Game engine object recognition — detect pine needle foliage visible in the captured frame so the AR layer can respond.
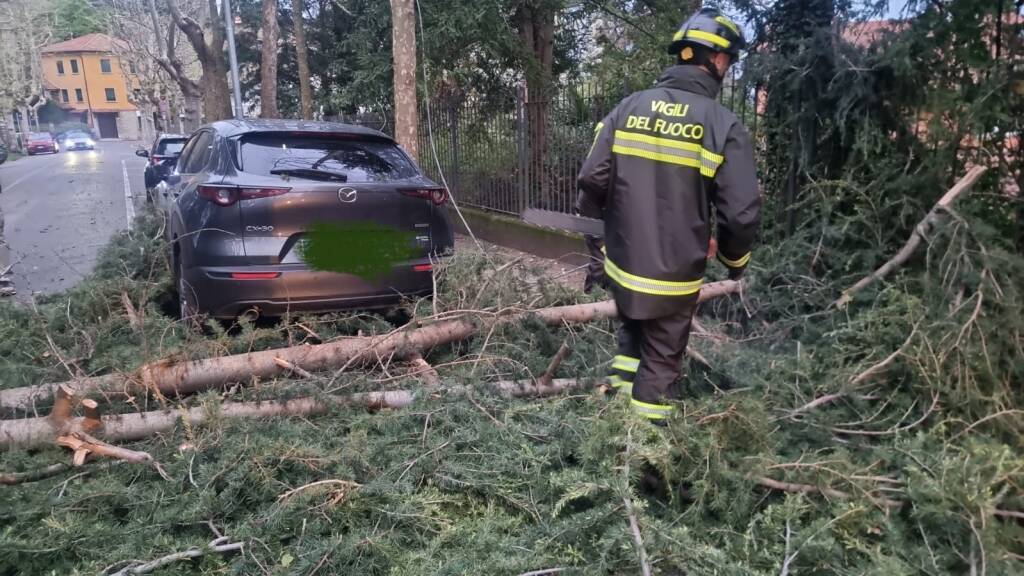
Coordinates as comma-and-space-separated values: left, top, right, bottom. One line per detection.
1, 193, 1021, 574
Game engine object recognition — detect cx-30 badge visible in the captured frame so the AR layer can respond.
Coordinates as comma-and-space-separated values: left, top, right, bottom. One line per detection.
338, 187, 357, 203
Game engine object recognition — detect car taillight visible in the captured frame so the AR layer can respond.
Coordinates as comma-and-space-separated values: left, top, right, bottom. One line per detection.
413, 264, 433, 272
400, 187, 448, 205
198, 185, 290, 206
238, 187, 291, 200
198, 185, 238, 206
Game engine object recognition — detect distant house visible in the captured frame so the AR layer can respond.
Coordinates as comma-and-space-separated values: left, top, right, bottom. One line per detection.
40, 33, 143, 140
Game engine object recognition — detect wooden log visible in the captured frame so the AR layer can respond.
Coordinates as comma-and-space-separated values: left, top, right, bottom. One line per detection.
0, 281, 740, 413
0, 378, 586, 449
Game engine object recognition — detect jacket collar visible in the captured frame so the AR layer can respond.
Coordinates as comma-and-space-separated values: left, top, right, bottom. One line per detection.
655, 65, 721, 99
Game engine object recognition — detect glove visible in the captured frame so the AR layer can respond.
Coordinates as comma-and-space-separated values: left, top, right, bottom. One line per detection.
583, 235, 608, 294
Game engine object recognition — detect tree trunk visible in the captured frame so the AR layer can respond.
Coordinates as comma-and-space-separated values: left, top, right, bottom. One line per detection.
517, 3, 555, 207
182, 94, 202, 132
166, 0, 233, 122
0, 281, 740, 413
260, 0, 280, 118
200, 61, 233, 122
292, 0, 313, 120
17, 107, 31, 150
0, 379, 584, 449
390, 0, 419, 160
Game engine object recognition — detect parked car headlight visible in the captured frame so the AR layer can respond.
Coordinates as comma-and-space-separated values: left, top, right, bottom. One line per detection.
85, 139, 95, 146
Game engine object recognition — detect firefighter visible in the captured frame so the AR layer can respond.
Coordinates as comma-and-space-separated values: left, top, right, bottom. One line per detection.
576, 7, 761, 424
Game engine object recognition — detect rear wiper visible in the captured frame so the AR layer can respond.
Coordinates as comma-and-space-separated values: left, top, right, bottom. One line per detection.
270, 168, 348, 182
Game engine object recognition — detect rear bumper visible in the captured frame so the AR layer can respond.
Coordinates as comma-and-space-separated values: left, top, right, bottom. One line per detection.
26, 145, 55, 154
183, 261, 437, 318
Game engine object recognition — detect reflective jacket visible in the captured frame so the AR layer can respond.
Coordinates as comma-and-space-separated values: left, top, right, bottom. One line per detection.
576, 65, 761, 319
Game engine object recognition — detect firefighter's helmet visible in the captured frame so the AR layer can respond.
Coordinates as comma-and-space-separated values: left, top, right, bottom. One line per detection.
667, 7, 747, 59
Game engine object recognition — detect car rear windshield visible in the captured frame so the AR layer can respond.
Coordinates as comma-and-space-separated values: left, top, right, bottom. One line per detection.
155, 139, 186, 155
29, 133, 51, 141
238, 134, 417, 182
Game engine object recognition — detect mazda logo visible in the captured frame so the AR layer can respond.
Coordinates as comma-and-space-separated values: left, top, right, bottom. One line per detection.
338, 187, 357, 203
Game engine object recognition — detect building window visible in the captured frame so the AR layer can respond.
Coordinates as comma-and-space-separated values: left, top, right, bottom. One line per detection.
56, 60, 65, 75
104, 88, 116, 102
128, 61, 137, 74
100, 59, 112, 73
49, 89, 60, 101
61, 89, 69, 103
70, 59, 79, 74
75, 88, 83, 102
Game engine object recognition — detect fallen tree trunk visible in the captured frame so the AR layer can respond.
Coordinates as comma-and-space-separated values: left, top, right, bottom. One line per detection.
0, 281, 739, 414
1, 378, 585, 449
835, 166, 987, 308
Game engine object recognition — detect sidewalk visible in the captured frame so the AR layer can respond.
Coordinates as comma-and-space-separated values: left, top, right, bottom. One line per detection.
0, 229, 12, 297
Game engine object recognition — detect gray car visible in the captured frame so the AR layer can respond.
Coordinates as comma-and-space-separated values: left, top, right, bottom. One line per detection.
164, 119, 454, 320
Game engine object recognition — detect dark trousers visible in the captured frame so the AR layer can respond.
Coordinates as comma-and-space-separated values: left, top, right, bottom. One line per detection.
608, 296, 699, 420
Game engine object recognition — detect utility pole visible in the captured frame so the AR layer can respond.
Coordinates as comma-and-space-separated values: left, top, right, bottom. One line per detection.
223, 0, 244, 119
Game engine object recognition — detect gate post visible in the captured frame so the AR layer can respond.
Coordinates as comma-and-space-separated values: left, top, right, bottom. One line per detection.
447, 96, 460, 199
516, 84, 529, 213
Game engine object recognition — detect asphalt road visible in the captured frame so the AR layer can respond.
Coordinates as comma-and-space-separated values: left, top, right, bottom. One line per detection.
0, 140, 147, 296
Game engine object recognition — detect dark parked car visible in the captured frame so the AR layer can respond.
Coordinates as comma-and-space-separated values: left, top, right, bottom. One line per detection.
25, 132, 58, 155
137, 133, 187, 190
165, 119, 454, 320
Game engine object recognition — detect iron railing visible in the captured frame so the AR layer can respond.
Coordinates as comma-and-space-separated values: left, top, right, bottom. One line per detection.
416, 70, 762, 216
331, 69, 761, 217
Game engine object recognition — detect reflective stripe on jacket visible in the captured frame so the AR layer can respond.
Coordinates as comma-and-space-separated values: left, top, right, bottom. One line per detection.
576, 65, 761, 319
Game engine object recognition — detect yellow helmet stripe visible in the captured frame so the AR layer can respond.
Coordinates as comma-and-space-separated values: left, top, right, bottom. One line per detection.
686, 29, 731, 49
714, 15, 740, 36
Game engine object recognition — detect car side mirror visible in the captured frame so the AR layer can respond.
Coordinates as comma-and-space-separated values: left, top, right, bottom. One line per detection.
135, 149, 149, 158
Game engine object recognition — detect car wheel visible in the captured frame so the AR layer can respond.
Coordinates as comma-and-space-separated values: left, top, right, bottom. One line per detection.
175, 255, 201, 329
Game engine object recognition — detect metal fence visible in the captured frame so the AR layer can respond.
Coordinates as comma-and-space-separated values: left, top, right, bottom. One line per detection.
416, 69, 761, 216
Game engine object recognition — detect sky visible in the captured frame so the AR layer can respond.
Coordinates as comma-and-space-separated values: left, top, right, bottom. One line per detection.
885, 0, 914, 19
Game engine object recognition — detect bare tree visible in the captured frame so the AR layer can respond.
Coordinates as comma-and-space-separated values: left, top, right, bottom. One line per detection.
166, 0, 233, 121
108, 0, 201, 133
390, 0, 418, 160
292, 0, 312, 120
260, 0, 280, 118
0, 0, 52, 149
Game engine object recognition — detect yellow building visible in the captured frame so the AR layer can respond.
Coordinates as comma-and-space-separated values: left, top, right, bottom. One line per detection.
40, 33, 143, 139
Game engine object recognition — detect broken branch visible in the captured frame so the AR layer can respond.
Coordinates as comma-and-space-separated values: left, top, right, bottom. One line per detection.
756, 476, 902, 509
0, 463, 70, 485
836, 166, 987, 307
537, 340, 571, 388
121, 292, 140, 332
273, 357, 314, 379
106, 536, 243, 575
56, 432, 171, 480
